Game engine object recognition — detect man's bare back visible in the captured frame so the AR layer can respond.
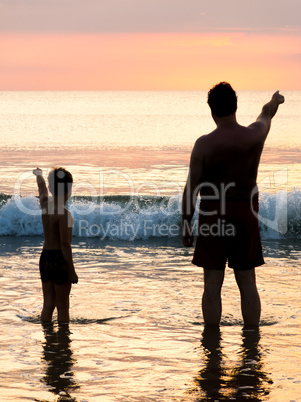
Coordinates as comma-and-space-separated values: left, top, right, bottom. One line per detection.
191, 120, 266, 201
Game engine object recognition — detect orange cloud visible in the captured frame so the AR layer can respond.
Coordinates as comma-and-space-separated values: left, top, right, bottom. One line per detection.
0, 33, 300, 90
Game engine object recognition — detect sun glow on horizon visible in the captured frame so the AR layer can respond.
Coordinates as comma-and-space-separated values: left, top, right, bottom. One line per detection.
0, 32, 300, 90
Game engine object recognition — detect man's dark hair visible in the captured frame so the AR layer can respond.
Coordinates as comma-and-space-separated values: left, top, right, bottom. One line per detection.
207, 82, 237, 117
48, 167, 73, 197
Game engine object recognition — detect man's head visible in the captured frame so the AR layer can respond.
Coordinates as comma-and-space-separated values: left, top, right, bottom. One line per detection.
207, 82, 237, 118
48, 167, 73, 200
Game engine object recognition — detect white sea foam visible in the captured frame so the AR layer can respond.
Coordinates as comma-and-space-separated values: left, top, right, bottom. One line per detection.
1, 191, 301, 240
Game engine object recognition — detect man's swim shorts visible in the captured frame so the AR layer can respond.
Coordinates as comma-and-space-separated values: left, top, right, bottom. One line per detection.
39, 249, 69, 284
192, 199, 264, 270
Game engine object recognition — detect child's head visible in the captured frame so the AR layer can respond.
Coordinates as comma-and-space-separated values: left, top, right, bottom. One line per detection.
48, 167, 73, 200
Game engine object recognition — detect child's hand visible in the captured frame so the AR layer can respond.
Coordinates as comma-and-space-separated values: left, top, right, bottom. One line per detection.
33, 168, 43, 176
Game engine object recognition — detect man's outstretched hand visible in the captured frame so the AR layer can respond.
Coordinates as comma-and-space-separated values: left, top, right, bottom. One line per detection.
272, 91, 285, 105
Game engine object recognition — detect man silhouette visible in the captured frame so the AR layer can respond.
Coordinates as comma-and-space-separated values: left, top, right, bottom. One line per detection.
182, 82, 284, 328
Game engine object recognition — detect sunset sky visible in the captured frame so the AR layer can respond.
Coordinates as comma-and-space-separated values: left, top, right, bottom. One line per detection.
0, 0, 300, 90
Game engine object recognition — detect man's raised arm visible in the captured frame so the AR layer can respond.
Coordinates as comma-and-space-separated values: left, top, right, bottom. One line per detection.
249, 91, 285, 135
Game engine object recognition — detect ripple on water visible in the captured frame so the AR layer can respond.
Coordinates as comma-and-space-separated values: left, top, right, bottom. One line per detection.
190, 317, 279, 327
17, 314, 130, 325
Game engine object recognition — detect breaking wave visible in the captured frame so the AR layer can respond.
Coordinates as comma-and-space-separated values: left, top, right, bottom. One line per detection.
1, 190, 301, 240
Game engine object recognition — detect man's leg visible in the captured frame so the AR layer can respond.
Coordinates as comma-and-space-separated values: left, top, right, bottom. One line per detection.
234, 268, 261, 328
202, 269, 225, 327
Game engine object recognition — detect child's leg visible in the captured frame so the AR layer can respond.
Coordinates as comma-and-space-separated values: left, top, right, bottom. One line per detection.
41, 281, 56, 322
54, 282, 72, 323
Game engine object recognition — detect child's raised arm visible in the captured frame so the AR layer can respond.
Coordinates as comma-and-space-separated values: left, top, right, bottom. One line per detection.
33, 168, 48, 210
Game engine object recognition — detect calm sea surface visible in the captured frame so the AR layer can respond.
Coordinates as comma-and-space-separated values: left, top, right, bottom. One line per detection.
1, 90, 301, 195
0, 91, 300, 401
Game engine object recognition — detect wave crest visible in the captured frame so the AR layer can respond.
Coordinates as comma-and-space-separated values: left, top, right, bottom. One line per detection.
1, 191, 301, 240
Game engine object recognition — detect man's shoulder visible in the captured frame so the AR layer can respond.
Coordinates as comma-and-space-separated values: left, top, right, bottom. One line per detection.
191, 135, 207, 156
194, 132, 212, 147
190, 134, 214, 163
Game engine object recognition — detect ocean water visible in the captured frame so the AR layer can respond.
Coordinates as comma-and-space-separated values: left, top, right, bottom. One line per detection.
0, 91, 301, 401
